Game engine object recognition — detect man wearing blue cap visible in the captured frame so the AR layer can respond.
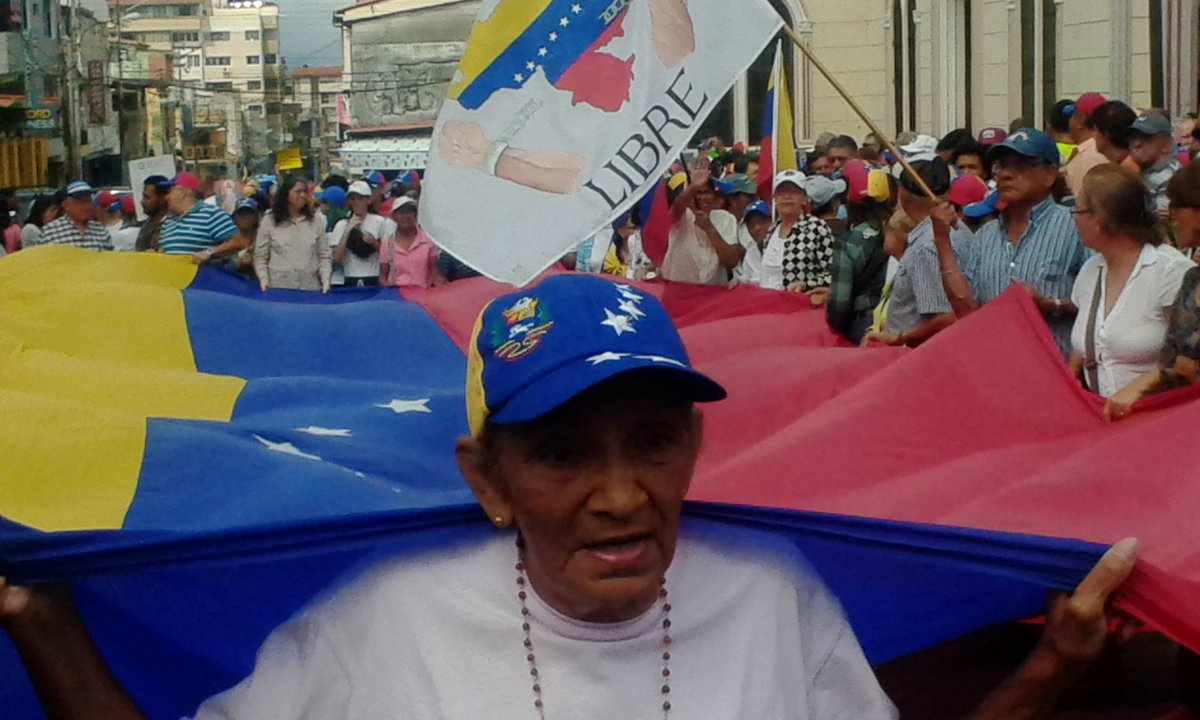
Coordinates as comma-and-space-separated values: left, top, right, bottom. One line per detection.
37, 181, 113, 252
932, 128, 1088, 354
731, 199, 772, 286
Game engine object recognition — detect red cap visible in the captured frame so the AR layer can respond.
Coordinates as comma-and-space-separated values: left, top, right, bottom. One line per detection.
947, 175, 989, 209
95, 190, 119, 208
171, 171, 202, 194
1072, 92, 1107, 118
977, 128, 1008, 146
842, 160, 872, 203
119, 194, 137, 215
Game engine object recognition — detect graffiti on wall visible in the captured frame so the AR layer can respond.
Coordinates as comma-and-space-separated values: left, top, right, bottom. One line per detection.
349, 42, 465, 127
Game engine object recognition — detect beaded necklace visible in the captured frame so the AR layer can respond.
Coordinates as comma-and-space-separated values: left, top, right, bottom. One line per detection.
514, 537, 674, 719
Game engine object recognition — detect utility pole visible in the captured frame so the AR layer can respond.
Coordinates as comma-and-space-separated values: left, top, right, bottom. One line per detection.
65, 0, 83, 178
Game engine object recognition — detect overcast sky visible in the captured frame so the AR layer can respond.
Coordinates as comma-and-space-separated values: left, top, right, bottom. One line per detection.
85, 0, 345, 68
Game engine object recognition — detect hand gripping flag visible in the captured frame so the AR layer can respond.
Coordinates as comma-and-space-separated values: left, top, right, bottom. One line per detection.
756, 39, 798, 202
4, 248, 1200, 718
422, 0, 784, 285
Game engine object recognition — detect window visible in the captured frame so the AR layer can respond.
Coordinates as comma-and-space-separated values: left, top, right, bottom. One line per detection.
246, 55, 260, 65
207, 82, 233, 92
266, 102, 282, 115
187, 56, 201, 68
248, 105, 264, 116
172, 32, 201, 43
263, 53, 278, 65
208, 31, 230, 41
264, 78, 279, 90
247, 80, 262, 91
263, 28, 278, 41
205, 56, 231, 67
320, 93, 334, 104
245, 30, 260, 40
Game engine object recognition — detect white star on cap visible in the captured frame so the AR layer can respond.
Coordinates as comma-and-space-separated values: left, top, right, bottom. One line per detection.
601, 309, 636, 336
255, 435, 322, 462
376, 398, 432, 414
295, 426, 352, 437
618, 299, 646, 319
633, 354, 686, 368
587, 351, 631, 365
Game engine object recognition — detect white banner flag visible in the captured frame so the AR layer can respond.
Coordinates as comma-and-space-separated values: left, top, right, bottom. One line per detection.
421, 0, 783, 286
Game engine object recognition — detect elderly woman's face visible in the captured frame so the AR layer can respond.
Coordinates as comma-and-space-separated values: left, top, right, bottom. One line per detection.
457, 375, 700, 623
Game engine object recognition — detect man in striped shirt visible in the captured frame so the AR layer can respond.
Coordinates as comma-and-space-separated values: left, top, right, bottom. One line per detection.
158, 172, 238, 259
37, 181, 113, 252
933, 128, 1089, 355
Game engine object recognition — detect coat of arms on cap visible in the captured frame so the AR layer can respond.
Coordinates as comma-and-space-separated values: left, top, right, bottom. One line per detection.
494, 297, 554, 362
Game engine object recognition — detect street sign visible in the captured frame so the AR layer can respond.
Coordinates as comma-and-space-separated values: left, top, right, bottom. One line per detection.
20, 107, 59, 136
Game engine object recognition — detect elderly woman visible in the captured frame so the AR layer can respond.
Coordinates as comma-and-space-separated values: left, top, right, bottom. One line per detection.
1103, 160, 1200, 420
1066, 165, 1193, 400
0, 276, 1137, 719
253, 177, 332, 294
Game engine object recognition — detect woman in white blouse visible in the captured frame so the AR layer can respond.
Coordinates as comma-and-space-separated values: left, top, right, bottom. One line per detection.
1068, 164, 1193, 398
253, 178, 332, 293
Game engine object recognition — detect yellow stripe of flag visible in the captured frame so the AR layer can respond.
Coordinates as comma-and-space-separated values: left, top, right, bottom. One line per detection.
448, 0, 555, 100
0, 247, 244, 532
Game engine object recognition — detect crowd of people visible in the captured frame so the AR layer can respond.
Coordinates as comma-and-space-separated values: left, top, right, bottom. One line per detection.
0, 168, 445, 292
572, 95, 1200, 421
4, 93, 1200, 421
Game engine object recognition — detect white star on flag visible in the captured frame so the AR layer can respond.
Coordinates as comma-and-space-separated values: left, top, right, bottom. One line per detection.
295, 426, 352, 437
633, 354, 686, 367
587, 351, 631, 365
571, 3, 582, 12
254, 435, 322, 462
514, 73, 525, 82
377, 398, 433, 414
559, 16, 570, 26
526, 61, 536, 71
618, 299, 646, 319
601, 309, 637, 336
615, 285, 644, 303
538, 47, 548, 57
549, 31, 558, 41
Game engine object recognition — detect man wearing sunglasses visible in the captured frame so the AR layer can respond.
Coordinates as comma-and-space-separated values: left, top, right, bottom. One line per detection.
930, 128, 1089, 355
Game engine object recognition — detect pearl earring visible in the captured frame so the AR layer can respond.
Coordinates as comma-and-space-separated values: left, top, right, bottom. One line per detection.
494, 516, 506, 526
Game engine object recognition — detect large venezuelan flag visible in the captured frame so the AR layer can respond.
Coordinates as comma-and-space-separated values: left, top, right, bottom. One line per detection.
756, 39, 798, 202
3, 247, 1200, 718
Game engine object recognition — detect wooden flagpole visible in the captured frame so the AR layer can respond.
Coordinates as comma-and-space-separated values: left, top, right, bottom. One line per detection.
780, 25, 939, 200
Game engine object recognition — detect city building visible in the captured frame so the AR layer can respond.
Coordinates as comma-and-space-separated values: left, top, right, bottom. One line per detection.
1, 0, 64, 188
290, 64, 346, 176
205, 0, 286, 165
333, 0, 1199, 152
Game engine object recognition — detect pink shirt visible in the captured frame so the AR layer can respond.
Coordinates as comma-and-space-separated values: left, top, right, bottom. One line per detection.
4, 224, 20, 254
380, 228, 438, 287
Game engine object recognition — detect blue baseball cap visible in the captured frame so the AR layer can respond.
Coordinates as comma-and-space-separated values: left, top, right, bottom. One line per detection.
315, 185, 347, 207
964, 190, 1003, 219
987, 127, 1060, 166
466, 275, 726, 436
364, 170, 386, 187
65, 180, 95, 197
744, 200, 770, 220
234, 198, 259, 213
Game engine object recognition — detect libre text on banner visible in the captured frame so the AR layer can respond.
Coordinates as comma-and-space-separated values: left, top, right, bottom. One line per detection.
421, 0, 784, 286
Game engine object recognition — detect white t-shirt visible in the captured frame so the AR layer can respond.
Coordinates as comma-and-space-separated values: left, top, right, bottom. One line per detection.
111, 225, 142, 252
661, 209, 735, 286
1070, 243, 1193, 397
760, 224, 789, 291
332, 214, 389, 279
192, 520, 896, 720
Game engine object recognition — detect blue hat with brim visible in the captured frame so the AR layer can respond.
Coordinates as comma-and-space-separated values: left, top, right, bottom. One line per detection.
315, 185, 347, 208
986, 128, 1061, 166
744, 200, 771, 220
964, 190, 1002, 219
466, 275, 726, 437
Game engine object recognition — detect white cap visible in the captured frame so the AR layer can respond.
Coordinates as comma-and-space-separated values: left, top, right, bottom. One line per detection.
899, 134, 939, 162
347, 180, 373, 197
773, 169, 807, 193
390, 197, 418, 213
803, 176, 848, 207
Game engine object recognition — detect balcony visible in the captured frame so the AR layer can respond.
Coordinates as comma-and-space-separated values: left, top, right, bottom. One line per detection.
184, 144, 227, 162
0, 32, 20, 76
